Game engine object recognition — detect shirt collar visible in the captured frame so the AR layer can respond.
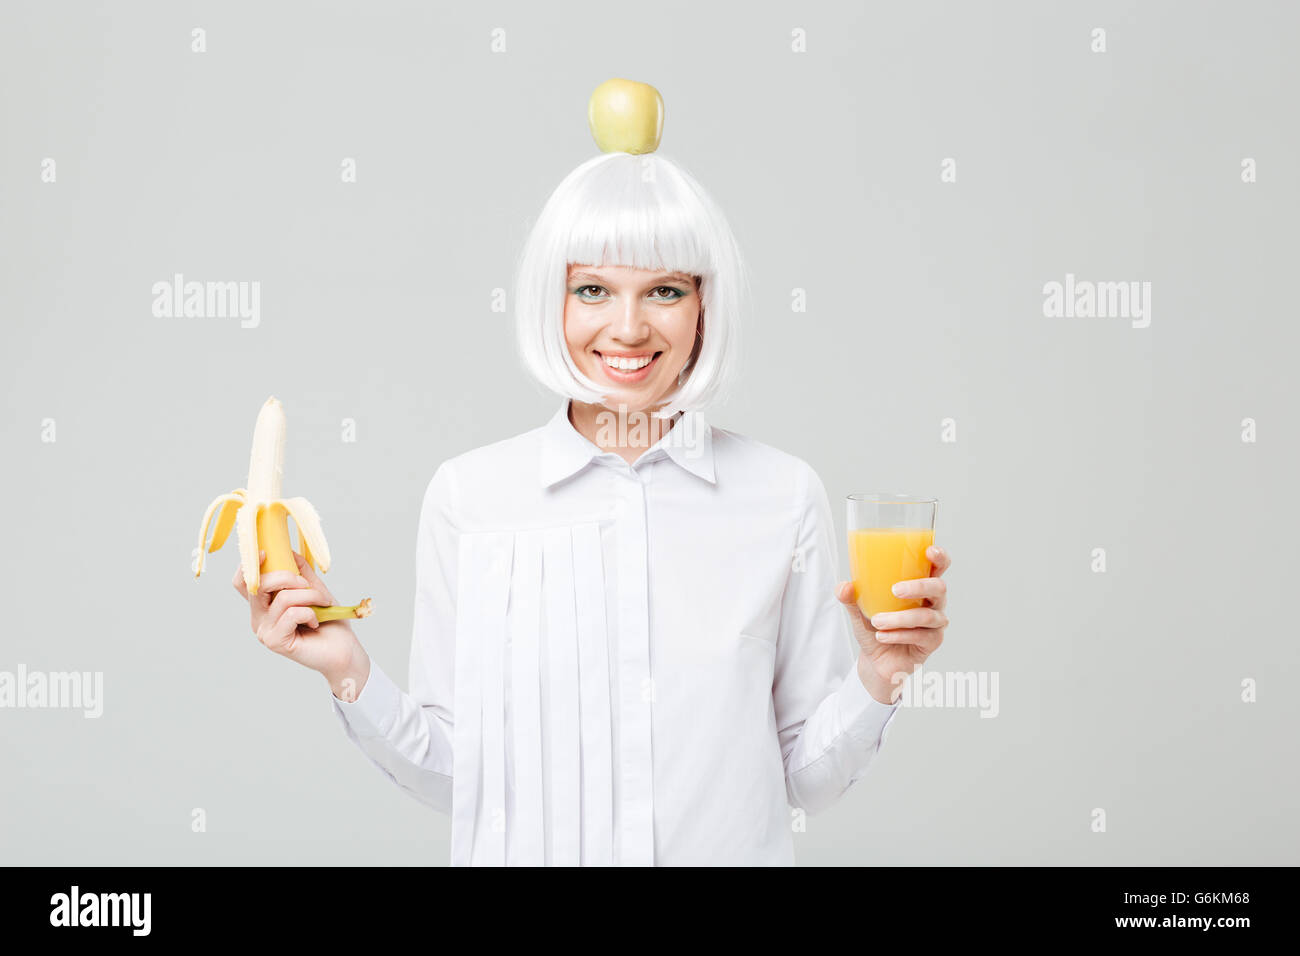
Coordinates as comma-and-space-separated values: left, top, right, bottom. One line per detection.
538, 399, 716, 488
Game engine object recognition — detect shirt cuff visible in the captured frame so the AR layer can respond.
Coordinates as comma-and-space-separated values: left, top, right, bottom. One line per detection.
836, 664, 901, 747
330, 657, 401, 739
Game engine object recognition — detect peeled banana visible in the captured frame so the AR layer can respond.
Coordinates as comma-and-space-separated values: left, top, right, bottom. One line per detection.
194, 396, 371, 622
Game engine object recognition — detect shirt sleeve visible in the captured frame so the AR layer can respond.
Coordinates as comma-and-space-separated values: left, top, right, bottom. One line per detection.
774, 461, 901, 815
329, 461, 459, 813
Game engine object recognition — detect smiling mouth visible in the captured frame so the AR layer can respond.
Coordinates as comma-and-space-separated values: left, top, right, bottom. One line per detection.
595, 350, 662, 381
598, 350, 659, 370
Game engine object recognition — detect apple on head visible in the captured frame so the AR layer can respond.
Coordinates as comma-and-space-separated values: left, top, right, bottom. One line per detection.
587, 78, 664, 155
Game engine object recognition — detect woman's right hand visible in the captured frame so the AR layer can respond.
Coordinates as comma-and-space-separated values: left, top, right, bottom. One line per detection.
234, 550, 370, 699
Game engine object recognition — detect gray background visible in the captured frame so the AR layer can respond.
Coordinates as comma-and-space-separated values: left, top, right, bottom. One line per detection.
2, 0, 1296, 865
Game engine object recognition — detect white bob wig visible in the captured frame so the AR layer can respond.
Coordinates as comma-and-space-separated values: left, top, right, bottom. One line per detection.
514, 151, 748, 419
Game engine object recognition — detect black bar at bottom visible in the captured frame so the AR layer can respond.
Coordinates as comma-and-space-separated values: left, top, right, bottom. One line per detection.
0, 865, 1285, 940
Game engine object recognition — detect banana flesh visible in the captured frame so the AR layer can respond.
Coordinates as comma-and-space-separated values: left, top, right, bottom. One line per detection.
194, 397, 369, 622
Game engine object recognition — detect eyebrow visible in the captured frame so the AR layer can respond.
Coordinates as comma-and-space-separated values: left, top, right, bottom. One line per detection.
568, 271, 694, 286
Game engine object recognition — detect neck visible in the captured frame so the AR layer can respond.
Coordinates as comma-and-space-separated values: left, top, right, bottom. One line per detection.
568, 399, 680, 466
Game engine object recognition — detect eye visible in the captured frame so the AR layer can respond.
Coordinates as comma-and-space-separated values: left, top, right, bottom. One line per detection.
648, 286, 686, 301
573, 285, 608, 300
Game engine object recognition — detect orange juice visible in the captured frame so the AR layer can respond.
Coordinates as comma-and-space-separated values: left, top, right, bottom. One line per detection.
848, 527, 934, 617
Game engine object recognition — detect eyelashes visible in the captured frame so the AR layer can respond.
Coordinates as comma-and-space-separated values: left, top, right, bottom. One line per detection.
572, 285, 687, 302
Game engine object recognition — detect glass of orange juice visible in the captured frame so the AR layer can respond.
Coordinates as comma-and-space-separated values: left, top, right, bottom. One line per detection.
847, 493, 938, 619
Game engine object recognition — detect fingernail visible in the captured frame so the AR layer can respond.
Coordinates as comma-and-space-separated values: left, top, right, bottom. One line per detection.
891, 583, 905, 597
876, 631, 890, 642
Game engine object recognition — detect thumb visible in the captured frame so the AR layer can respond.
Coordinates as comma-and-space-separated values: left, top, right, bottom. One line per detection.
836, 581, 879, 640
292, 550, 332, 598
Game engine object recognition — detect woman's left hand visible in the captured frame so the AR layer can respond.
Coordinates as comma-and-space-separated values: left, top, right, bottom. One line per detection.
836, 545, 951, 706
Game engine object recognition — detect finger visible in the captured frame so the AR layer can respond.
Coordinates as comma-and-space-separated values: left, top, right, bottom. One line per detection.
267, 586, 329, 623
259, 604, 319, 655
891, 575, 948, 610
835, 581, 879, 634
875, 627, 945, 654
257, 569, 311, 597
292, 550, 323, 586
292, 551, 335, 603
928, 545, 951, 576
870, 607, 948, 631
246, 550, 308, 606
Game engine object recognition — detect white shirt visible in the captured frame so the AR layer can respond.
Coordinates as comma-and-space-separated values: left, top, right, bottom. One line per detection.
331, 399, 900, 866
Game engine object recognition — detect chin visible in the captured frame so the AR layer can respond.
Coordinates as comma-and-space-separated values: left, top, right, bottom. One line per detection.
597, 392, 656, 414
580, 356, 687, 415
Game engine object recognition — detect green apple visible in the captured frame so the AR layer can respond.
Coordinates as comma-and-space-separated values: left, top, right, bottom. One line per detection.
587, 78, 664, 154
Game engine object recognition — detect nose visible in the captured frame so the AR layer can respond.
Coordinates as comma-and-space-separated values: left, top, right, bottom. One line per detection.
610, 295, 651, 345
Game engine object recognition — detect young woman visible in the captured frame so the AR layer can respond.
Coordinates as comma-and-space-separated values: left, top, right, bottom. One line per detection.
235, 88, 952, 866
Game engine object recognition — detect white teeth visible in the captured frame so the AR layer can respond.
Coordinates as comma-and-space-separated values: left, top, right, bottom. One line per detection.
603, 353, 653, 371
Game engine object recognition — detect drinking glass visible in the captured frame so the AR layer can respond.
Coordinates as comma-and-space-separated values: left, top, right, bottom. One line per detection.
846, 493, 938, 619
